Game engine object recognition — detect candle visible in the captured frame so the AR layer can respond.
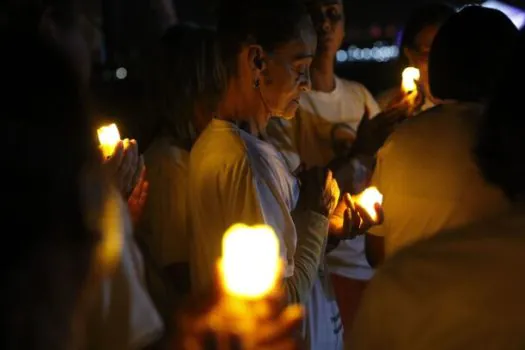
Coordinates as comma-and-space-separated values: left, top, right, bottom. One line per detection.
97, 123, 121, 158
401, 67, 420, 94
221, 224, 280, 299
353, 186, 383, 222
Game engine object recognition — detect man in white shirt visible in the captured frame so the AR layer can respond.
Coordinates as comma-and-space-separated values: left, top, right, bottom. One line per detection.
266, 0, 380, 340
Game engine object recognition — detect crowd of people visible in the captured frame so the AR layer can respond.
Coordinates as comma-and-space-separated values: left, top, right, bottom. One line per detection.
2, 0, 525, 349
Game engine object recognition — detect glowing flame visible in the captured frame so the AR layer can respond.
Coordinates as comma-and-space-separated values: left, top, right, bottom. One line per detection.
221, 224, 280, 299
97, 123, 121, 158
353, 186, 383, 222
402, 67, 420, 93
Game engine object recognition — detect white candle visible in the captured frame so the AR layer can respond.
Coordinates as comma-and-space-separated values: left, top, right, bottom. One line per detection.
353, 186, 383, 222
221, 224, 280, 299
402, 67, 420, 94
97, 123, 121, 158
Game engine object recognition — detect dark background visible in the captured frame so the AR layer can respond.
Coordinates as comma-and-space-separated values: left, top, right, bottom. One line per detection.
90, 0, 524, 147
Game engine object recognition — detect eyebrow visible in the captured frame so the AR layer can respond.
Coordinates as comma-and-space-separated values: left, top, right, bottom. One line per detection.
293, 53, 315, 61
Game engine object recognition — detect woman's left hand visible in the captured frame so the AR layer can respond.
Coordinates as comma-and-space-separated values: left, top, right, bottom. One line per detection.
329, 193, 384, 239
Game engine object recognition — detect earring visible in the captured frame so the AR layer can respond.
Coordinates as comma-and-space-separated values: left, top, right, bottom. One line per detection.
253, 79, 260, 89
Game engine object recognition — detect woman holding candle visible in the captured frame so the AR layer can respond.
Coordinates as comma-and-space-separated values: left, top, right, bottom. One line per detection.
263, 0, 385, 341
188, 0, 379, 348
376, 2, 456, 114
365, 6, 518, 268
0, 31, 304, 350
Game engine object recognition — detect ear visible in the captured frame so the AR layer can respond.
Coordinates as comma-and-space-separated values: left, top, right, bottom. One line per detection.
247, 44, 267, 74
38, 8, 61, 43
404, 47, 416, 66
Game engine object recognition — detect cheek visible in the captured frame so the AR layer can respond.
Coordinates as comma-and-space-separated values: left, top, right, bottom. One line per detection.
264, 68, 297, 105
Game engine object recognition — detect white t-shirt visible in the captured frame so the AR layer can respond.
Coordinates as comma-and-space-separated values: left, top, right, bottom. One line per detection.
140, 136, 190, 267
88, 189, 164, 350
352, 207, 525, 350
188, 119, 342, 349
369, 102, 510, 258
266, 76, 380, 281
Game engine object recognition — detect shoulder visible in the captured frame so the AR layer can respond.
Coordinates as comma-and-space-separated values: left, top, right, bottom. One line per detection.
144, 137, 189, 167
336, 77, 373, 98
190, 121, 255, 184
395, 102, 484, 140
191, 121, 249, 167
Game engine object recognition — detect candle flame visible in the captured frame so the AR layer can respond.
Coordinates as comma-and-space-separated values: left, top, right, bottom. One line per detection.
402, 67, 420, 93
97, 123, 121, 158
353, 186, 383, 222
221, 224, 280, 299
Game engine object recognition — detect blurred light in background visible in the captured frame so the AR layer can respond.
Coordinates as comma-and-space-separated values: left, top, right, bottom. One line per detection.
482, 1, 525, 29
115, 67, 128, 80
336, 41, 399, 63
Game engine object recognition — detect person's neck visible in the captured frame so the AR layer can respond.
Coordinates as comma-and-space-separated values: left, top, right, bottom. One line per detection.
310, 53, 336, 93
216, 85, 268, 135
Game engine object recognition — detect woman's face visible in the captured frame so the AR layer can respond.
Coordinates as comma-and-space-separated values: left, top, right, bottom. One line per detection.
404, 24, 440, 99
252, 19, 317, 119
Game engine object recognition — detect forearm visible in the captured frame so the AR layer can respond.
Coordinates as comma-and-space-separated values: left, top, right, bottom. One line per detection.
283, 210, 328, 305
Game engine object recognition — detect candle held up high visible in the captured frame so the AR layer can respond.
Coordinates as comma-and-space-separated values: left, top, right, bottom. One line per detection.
401, 67, 421, 94
221, 224, 280, 299
97, 123, 121, 158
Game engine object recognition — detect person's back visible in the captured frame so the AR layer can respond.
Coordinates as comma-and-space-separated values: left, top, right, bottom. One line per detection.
353, 27, 525, 350
366, 6, 519, 265
353, 209, 525, 350
369, 102, 509, 257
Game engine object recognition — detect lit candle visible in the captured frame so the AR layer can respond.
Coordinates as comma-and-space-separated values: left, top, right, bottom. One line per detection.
353, 186, 383, 222
401, 67, 420, 94
221, 224, 280, 299
97, 123, 121, 158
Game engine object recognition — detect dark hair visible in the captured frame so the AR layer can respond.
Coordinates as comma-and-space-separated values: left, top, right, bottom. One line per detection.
429, 6, 519, 102
146, 23, 226, 147
475, 29, 525, 201
216, 0, 313, 78
0, 32, 99, 350
400, 2, 456, 51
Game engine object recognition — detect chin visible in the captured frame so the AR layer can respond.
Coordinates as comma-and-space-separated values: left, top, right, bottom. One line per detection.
280, 105, 299, 120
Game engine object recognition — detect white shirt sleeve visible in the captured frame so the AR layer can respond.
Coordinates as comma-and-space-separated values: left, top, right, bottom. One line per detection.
361, 84, 382, 118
